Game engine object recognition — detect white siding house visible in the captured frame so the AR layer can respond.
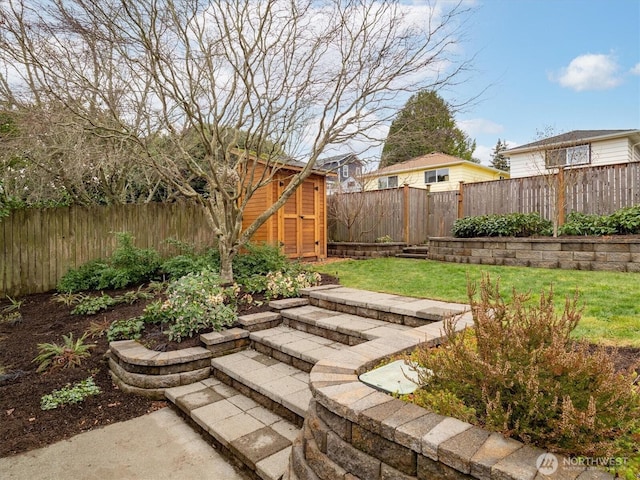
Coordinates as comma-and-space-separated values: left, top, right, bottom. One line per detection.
506, 130, 640, 178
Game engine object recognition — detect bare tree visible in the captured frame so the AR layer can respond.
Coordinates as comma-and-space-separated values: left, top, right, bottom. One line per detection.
327, 166, 388, 242
0, 0, 473, 282
529, 128, 598, 237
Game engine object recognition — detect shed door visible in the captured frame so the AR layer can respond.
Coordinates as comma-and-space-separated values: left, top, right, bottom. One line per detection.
278, 179, 320, 258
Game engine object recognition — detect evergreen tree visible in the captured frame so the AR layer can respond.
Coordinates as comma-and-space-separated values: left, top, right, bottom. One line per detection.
490, 138, 510, 172
380, 90, 476, 167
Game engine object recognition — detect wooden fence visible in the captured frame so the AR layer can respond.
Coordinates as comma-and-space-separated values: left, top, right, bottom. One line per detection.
0, 202, 213, 296
328, 162, 640, 243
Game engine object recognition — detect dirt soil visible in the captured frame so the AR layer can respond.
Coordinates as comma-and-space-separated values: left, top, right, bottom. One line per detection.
0, 274, 338, 458
1, 274, 638, 458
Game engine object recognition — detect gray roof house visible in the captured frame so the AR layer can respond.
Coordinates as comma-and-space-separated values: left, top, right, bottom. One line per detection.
505, 129, 640, 178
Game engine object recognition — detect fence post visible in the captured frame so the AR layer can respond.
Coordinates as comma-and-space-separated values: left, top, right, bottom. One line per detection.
425, 184, 431, 240
557, 168, 565, 227
457, 181, 465, 219
403, 183, 410, 244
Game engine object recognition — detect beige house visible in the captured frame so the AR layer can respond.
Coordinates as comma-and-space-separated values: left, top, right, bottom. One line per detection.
365, 152, 509, 192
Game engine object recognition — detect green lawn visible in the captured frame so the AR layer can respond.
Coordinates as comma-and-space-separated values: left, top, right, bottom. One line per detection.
313, 258, 640, 347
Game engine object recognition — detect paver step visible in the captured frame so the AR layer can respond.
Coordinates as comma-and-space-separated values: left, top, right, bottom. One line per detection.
395, 253, 429, 259
402, 245, 429, 254
211, 349, 313, 424
301, 286, 468, 327
166, 378, 299, 480
250, 325, 347, 372
280, 305, 412, 345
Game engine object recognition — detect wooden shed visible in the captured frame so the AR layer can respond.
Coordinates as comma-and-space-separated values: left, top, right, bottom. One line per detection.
242, 165, 328, 261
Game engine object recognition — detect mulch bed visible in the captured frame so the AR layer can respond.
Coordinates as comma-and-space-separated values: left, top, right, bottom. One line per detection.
1, 275, 638, 458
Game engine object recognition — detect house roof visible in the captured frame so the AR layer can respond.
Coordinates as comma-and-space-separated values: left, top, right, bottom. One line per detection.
370, 152, 506, 176
316, 153, 360, 169
505, 129, 640, 154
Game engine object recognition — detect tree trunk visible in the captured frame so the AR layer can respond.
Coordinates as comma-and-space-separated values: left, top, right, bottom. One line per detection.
218, 237, 236, 284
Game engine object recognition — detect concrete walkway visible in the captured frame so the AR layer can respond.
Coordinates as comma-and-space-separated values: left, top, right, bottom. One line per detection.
0, 408, 248, 480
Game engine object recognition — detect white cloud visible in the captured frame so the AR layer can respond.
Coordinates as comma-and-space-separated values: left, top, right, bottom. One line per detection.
551, 53, 622, 91
631, 63, 640, 76
458, 118, 504, 136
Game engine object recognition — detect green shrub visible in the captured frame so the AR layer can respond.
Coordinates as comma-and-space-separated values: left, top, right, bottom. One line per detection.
160, 249, 219, 280
40, 377, 101, 410
143, 269, 238, 342
233, 243, 293, 283
56, 259, 110, 293
452, 212, 552, 238
409, 274, 640, 463
106, 317, 145, 342
559, 212, 617, 236
57, 232, 160, 293
606, 205, 640, 234
33, 333, 94, 373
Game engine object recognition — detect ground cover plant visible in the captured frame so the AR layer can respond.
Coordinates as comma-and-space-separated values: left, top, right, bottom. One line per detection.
314, 257, 640, 346
405, 275, 640, 477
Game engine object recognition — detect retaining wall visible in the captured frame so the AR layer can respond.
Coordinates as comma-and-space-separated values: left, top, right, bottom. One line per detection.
429, 237, 640, 272
290, 325, 611, 480
328, 242, 406, 259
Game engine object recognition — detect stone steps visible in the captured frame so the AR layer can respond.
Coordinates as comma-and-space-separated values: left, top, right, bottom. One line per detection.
302, 285, 468, 326
164, 285, 472, 479
396, 244, 429, 260
281, 305, 413, 345
211, 349, 313, 424
166, 378, 299, 480
250, 325, 347, 373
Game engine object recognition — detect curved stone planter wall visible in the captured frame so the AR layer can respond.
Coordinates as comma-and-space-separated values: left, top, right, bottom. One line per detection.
328, 242, 406, 259
429, 236, 640, 272
107, 340, 212, 399
290, 327, 612, 480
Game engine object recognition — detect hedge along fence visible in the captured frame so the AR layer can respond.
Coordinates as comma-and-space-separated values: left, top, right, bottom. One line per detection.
0, 202, 213, 297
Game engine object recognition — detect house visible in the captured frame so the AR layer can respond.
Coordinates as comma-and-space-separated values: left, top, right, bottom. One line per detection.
242, 159, 328, 260
364, 152, 509, 192
316, 153, 364, 193
505, 129, 640, 178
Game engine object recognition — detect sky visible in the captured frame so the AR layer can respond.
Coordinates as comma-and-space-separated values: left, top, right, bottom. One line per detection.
452, 0, 640, 165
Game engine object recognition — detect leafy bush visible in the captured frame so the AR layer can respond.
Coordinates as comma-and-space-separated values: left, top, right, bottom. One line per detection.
71, 293, 117, 315
452, 212, 552, 238
56, 259, 110, 293
33, 333, 94, 373
408, 274, 640, 462
143, 269, 238, 342
559, 212, 617, 236
561, 205, 640, 236
160, 249, 219, 280
233, 243, 293, 283
40, 377, 101, 410
608, 205, 640, 234
264, 271, 322, 300
57, 232, 160, 293
106, 317, 146, 342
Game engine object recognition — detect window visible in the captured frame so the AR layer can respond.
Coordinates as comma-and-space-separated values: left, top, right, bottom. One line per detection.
424, 168, 450, 184
378, 175, 398, 189
341, 165, 349, 178
545, 144, 590, 168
